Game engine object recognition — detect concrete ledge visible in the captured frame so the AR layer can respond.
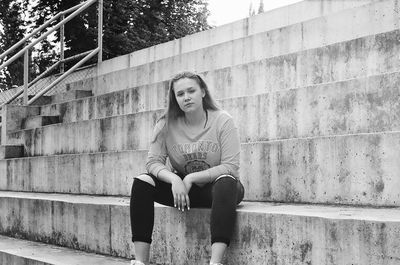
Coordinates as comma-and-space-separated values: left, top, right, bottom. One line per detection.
2, 131, 400, 206
0, 235, 130, 265
0, 192, 399, 264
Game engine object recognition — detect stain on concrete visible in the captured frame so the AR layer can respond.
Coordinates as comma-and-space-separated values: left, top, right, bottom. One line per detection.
375, 179, 385, 193
299, 241, 312, 263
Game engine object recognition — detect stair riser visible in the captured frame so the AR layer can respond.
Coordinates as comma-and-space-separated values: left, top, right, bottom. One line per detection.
0, 253, 51, 265
50, 90, 93, 105
0, 151, 145, 195
84, 2, 400, 96
2, 132, 400, 206
0, 197, 399, 265
7, 110, 163, 156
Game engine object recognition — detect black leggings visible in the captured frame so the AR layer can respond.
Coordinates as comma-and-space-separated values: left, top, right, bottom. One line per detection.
130, 174, 245, 245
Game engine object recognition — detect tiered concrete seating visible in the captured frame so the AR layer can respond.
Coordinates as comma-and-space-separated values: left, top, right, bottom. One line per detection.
1, 0, 400, 264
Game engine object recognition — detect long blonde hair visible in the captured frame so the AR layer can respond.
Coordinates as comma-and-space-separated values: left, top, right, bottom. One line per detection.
152, 71, 219, 142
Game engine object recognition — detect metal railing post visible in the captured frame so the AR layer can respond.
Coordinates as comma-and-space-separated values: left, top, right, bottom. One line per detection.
60, 14, 65, 73
98, 0, 103, 63
23, 49, 29, 105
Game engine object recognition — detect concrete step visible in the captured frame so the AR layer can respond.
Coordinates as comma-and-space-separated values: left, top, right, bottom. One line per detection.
2, 131, 400, 206
10, 69, 400, 156
23, 115, 60, 130
0, 191, 399, 264
79, 0, 400, 96
81, 0, 378, 84
50, 90, 93, 105
108, 0, 377, 72
6, 110, 163, 156
0, 235, 130, 265
40, 71, 400, 142
0, 145, 24, 159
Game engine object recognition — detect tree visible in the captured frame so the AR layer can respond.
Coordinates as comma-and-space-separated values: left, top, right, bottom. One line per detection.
0, 0, 27, 90
31, 0, 211, 61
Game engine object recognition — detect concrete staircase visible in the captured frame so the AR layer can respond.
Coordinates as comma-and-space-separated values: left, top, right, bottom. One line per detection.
1, 0, 400, 264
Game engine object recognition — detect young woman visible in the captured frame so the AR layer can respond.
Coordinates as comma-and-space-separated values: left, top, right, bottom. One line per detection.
130, 71, 245, 265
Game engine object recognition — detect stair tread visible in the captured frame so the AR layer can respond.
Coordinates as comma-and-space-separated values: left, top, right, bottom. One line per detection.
0, 191, 399, 221
0, 235, 130, 265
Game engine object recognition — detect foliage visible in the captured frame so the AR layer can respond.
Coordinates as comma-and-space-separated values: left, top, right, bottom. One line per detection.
0, 0, 211, 91
0, 0, 27, 90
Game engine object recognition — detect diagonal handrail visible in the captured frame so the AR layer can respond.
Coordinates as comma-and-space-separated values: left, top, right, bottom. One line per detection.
0, 0, 97, 71
0, 2, 86, 62
28, 48, 99, 105
0, 0, 103, 107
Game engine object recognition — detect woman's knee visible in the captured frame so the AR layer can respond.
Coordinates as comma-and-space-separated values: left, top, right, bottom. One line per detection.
134, 174, 156, 187
213, 175, 244, 204
213, 175, 237, 189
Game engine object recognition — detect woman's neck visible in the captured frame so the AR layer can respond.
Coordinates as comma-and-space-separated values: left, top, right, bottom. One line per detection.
184, 109, 207, 127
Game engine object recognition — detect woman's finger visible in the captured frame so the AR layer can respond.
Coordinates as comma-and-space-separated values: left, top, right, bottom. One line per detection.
173, 193, 178, 208
179, 194, 185, 211
185, 194, 190, 210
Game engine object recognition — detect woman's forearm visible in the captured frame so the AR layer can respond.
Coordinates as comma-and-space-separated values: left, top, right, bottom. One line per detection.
156, 168, 182, 184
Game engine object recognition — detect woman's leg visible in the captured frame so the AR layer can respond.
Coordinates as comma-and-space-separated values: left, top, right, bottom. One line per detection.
210, 176, 244, 263
130, 174, 176, 264
189, 175, 244, 264
130, 174, 156, 264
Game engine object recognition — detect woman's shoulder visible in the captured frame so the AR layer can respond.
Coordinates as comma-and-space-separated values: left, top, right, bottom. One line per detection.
208, 109, 235, 129
209, 109, 233, 122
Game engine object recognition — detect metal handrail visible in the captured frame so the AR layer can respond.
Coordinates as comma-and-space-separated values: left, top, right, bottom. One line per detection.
0, 0, 97, 71
0, 2, 86, 62
0, 0, 103, 106
28, 48, 99, 105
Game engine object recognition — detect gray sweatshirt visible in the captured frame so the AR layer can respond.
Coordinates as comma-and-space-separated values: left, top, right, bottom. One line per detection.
146, 110, 240, 180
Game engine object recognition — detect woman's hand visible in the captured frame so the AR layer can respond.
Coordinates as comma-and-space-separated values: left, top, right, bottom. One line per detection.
182, 174, 195, 210
171, 176, 190, 211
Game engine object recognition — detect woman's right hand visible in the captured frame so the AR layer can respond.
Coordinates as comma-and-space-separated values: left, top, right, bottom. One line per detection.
171, 176, 190, 211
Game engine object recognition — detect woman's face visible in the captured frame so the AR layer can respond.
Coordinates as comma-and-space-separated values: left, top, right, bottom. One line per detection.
173, 77, 205, 114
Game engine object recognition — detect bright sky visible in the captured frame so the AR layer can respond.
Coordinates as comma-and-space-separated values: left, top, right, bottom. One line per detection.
207, 0, 303, 26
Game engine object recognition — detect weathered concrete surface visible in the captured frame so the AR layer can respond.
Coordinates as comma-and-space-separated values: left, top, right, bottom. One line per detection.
0, 145, 24, 159
2, 132, 400, 206
7, 110, 164, 156
85, 0, 400, 96
50, 90, 93, 105
0, 150, 146, 195
1, 105, 39, 145
23, 115, 60, 130
12, 70, 400, 157
0, 192, 399, 265
0, 235, 130, 265
40, 71, 400, 142
94, 0, 379, 77
40, 82, 168, 123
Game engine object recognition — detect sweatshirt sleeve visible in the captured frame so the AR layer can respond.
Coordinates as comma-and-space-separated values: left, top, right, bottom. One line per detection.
146, 120, 168, 177
205, 114, 240, 179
